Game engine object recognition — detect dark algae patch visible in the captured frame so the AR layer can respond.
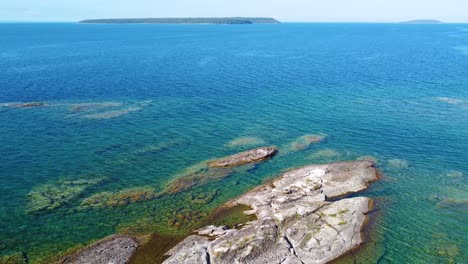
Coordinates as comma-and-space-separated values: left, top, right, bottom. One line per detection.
128, 234, 185, 264
199, 204, 257, 229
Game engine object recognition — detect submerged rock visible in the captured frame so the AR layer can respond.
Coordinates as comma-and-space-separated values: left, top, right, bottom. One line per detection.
0, 252, 27, 264
225, 137, 266, 148
164, 147, 277, 194
60, 235, 138, 264
133, 140, 183, 155
27, 177, 106, 213
285, 134, 327, 153
81, 107, 141, 119
208, 146, 278, 168
309, 148, 340, 159
387, 158, 409, 169
436, 97, 466, 105
357, 156, 379, 164
435, 186, 468, 206
165, 164, 233, 194
425, 232, 461, 264
163, 161, 379, 264
186, 189, 220, 204
80, 187, 159, 208
445, 170, 463, 178
69, 102, 123, 112
166, 209, 209, 231
9, 102, 45, 108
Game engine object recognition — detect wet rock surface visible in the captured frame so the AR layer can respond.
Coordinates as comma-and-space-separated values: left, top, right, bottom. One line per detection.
163, 161, 379, 264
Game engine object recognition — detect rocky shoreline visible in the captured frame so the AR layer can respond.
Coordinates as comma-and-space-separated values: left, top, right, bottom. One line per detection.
59, 160, 379, 264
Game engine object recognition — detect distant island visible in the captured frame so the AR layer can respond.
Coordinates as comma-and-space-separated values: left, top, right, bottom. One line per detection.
79, 17, 280, 24
400, 19, 443, 24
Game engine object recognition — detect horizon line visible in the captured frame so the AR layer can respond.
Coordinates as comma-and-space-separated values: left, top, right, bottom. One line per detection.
1, 20, 467, 24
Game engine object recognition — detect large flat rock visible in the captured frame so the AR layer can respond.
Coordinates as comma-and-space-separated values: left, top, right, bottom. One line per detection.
163, 161, 379, 264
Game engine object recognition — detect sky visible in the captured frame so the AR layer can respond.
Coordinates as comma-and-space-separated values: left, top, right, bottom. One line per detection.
1, 0, 467, 23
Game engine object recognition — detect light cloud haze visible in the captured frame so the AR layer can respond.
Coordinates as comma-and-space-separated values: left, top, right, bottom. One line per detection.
1, 0, 467, 22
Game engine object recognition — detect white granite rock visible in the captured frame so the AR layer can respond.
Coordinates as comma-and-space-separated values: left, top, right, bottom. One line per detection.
163, 161, 379, 264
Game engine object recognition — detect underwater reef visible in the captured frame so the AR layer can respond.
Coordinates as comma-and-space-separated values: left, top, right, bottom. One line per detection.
27, 177, 106, 213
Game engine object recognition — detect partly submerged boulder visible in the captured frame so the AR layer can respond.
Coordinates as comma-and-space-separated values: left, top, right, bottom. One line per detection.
164, 147, 278, 194
163, 161, 379, 264
207, 146, 278, 168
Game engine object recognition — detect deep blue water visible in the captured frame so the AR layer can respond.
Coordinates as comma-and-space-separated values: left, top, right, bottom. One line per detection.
0, 23, 467, 263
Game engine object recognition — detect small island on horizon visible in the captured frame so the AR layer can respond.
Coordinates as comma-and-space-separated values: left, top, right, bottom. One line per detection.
79, 17, 280, 24
400, 19, 443, 24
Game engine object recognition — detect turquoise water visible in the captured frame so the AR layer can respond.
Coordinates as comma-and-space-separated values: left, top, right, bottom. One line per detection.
0, 23, 467, 263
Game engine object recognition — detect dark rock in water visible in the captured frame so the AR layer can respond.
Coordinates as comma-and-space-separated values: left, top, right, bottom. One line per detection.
163, 161, 380, 264
208, 146, 278, 167
60, 235, 138, 264
10, 102, 45, 108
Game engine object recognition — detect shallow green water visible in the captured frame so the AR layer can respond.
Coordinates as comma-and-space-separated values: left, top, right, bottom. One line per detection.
0, 23, 467, 263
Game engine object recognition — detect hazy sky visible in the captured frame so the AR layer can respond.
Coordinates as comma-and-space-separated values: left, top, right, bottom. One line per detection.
1, 0, 467, 22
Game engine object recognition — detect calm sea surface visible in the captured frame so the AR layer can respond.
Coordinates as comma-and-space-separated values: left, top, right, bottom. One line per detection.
0, 23, 467, 263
